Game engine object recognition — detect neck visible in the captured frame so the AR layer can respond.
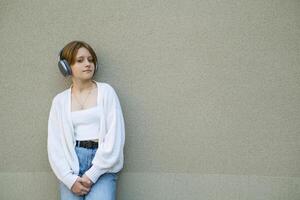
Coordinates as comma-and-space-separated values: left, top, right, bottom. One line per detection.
71, 79, 95, 93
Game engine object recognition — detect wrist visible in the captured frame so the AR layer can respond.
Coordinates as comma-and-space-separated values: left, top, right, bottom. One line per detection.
84, 165, 106, 184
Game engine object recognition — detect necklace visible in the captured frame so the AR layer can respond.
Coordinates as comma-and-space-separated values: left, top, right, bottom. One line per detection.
72, 84, 94, 110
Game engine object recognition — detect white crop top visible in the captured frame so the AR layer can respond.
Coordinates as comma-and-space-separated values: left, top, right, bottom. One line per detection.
71, 106, 101, 141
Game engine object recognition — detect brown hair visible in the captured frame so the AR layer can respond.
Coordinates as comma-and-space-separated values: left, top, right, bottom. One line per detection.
60, 40, 98, 66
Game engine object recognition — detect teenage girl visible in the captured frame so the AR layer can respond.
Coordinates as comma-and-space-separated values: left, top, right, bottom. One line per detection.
47, 40, 125, 200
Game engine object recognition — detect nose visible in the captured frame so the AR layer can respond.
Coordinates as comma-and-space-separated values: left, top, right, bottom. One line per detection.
84, 60, 94, 70
84, 58, 91, 66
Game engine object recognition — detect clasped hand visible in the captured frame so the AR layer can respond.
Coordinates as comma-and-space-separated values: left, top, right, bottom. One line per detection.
71, 174, 94, 196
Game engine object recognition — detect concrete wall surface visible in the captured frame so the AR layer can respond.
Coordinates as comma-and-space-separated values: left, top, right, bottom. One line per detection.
0, 0, 299, 199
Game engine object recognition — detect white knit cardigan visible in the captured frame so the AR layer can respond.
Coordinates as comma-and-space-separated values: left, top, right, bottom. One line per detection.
47, 81, 125, 189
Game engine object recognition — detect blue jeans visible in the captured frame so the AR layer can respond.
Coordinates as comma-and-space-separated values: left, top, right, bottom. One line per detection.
59, 146, 118, 200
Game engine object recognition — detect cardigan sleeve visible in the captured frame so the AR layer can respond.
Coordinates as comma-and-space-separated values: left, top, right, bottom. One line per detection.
84, 84, 125, 183
47, 98, 79, 190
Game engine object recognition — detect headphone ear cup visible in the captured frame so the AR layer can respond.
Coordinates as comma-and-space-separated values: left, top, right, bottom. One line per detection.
58, 59, 72, 77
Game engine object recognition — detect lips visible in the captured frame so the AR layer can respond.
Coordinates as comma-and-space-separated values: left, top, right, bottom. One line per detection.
83, 70, 92, 72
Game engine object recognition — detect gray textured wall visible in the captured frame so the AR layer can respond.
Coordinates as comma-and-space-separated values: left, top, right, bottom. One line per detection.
0, 0, 299, 199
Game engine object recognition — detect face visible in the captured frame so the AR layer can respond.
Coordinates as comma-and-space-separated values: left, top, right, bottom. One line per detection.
70, 47, 95, 80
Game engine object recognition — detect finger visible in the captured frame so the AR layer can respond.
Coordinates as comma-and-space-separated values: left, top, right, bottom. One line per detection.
78, 177, 84, 183
84, 180, 92, 186
82, 175, 92, 184
81, 183, 88, 189
82, 179, 92, 186
81, 180, 91, 186
79, 178, 90, 187
81, 178, 88, 184
82, 181, 91, 188
75, 189, 85, 196
86, 179, 91, 184
81, 185, 90, 193
76, 177, 82, 183
78, 191, 86, 196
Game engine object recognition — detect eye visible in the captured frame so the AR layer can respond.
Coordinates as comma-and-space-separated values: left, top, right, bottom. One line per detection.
77, 59, 83, 63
